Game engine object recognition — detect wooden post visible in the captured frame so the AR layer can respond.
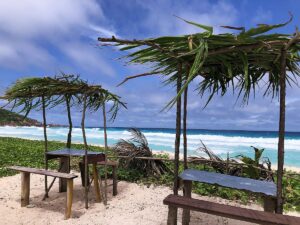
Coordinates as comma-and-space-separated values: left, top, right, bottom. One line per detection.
42, 96, 48, 198
81, 94, 89, 209
183, 64, 190, 170
112, 164, 118, 196
59, 157, 70, 192
264, 196, 276, 213
182, 180, 192, 225
167, 205, 178, 225
276, 47, 287, 214
174, 62, 182, 195
21, 172, 30, 207
93, 163, 101, 202
103, 102, 108, 205
65, 95, 73, 149
65, 179, 73, 219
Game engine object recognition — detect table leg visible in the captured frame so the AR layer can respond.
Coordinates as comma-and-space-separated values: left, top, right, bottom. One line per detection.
263, 196, 276, 213
93, 164, 101, 202
182, 180, 192, 225
59, 157, 70, 192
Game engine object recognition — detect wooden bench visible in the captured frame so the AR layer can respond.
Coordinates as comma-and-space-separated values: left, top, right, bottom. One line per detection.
8, 166, 77, 219
163, 194, 300, 225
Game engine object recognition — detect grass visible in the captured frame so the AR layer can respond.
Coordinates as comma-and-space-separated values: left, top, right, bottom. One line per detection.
0, 136, 299, 212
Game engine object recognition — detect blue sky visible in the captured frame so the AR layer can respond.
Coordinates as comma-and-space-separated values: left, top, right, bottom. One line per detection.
0, 0, 300, 131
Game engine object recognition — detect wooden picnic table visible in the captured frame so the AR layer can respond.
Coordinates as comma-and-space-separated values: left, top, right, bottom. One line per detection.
46, 148, 105, 192
180, 169, 277, 223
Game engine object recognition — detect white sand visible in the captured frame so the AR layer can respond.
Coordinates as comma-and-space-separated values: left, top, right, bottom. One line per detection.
1, 173, 299, 225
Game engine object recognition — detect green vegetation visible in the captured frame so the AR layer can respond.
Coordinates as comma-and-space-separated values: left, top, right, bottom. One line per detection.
0, 108, 41, 126
0, 137, 299, 212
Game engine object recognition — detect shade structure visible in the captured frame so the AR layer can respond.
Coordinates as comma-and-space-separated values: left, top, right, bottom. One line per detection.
98, 16, 300, 213
3, 74, 126, 208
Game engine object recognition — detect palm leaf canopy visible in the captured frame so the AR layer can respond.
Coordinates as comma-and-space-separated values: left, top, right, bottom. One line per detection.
3, 74, 126, 119
98, 15, 300, 108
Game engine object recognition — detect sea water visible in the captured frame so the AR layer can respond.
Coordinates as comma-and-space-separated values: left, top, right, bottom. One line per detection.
0, 126, 300, 168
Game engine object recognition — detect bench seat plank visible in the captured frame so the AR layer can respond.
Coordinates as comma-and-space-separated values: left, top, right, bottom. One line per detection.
164, 195, 300, 225
8, 166, 77, 179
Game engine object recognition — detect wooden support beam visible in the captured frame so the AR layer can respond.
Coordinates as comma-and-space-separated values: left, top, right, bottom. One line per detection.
65, 179, 73, 219
182, 180, 192, 225
21, 172, 30, 207
59, 157, 70, 192
264, 196, 277, 213
112, 165, 118, 196
167, 205, 178, 225
93, 164, 101, 203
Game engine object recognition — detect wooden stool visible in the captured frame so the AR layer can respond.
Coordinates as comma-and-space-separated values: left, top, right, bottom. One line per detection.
97, 160, 118, 196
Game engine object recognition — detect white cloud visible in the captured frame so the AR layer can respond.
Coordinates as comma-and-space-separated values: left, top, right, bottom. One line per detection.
0, 0, 116, 75
136, 0, 238, 35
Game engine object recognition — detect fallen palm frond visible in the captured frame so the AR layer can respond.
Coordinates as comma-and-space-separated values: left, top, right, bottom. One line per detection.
113, 128, 172, 176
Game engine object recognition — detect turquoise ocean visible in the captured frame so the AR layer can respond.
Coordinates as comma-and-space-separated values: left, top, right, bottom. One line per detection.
1, 126, 300, 168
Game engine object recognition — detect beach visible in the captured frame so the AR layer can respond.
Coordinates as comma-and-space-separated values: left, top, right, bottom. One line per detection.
1, 172, 299, 225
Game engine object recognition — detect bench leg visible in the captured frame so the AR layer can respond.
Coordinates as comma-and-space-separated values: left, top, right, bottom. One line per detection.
112, 165, 118, 196
59, 157, 70, 192
65, 179, 73, 219
263, 196, 276, 213
93, 164, 101, 202
167, 205, 177, 225
182, 180, 192, 225
21, 172, 30, 207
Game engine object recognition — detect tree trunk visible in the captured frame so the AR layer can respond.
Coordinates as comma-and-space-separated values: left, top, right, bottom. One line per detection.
102, 102, 108, 205
174, 63, 182, 195
276, 47, 287, 214
42, 96, 48, 198
66, 95, 72, 149
81, 95, 88, 209
183, 65, 190, 170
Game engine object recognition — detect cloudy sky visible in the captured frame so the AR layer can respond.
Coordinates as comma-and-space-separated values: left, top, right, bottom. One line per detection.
0, 0, 299, 131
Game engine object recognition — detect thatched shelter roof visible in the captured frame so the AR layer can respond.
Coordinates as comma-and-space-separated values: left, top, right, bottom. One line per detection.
99, 16, 300, 107
3, 74, 126, 119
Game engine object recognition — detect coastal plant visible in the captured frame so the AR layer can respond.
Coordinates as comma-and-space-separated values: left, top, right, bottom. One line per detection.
112, 128, 172, 177
236, 146, 273, 181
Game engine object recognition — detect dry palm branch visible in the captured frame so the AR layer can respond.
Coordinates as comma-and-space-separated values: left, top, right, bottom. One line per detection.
113, 128, 172, 177
189, 140, 241, 176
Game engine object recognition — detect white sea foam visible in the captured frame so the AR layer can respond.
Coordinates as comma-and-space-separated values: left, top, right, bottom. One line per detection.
1, 126, 300, 154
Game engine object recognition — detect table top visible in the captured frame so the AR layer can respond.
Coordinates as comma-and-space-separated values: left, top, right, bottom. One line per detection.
180, 169, 276, 197
46, 148, 105, 157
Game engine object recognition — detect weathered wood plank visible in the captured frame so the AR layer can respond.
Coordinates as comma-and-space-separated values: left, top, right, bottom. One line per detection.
9, 166, 77, 179
21, 172, 30, 207
163, 195, 300, 225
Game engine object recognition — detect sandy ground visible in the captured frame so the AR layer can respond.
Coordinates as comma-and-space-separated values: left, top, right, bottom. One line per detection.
1, 173, 299, 225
